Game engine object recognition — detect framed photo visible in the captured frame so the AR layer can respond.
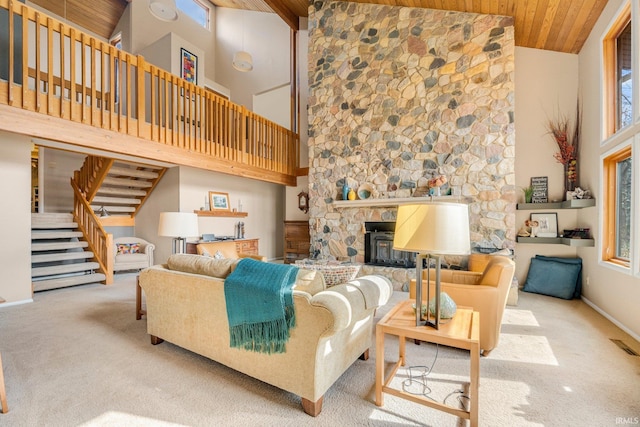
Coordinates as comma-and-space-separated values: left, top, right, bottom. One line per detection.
181, 48, 197, 84
531, 213, 558, 238
209, 191, 230, 211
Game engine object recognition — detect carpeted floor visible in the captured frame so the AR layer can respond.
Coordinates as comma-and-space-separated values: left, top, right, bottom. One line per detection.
0, 273, 638, 427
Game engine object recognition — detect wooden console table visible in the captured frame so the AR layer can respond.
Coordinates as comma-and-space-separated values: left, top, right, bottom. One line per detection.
375, 300, 480, 426
185, 238, 259, 256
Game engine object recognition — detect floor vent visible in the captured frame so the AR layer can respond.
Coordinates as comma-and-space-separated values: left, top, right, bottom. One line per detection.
610, 339, 640, 356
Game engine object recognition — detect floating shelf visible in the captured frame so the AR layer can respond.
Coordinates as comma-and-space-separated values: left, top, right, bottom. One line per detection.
332, 195, 467, 208
517, 199, 595, 210
516, 236, 595, 247
194, 210, 248, 218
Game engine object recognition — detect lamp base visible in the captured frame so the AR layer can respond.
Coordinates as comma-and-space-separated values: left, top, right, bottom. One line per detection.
415, 253, 442, 329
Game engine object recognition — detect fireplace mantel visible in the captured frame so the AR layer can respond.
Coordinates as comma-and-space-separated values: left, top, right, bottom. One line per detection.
332, 196, 466, 208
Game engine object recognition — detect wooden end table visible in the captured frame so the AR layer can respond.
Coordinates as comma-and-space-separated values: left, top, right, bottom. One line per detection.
135, 277, 146, 320
375, 300, 480, 426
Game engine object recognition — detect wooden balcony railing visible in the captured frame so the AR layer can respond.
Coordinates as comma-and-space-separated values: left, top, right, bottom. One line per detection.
0, 0, 299, 182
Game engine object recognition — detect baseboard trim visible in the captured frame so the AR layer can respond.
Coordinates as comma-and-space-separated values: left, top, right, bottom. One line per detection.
581, 296, 640, 343
0, 298, 34, 308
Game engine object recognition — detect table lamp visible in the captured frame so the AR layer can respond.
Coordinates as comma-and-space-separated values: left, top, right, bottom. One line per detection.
158, 212, 199, 254
394, 203, 470, 328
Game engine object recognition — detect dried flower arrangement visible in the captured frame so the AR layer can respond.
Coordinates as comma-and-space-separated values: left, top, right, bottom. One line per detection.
547, 102, 582, 194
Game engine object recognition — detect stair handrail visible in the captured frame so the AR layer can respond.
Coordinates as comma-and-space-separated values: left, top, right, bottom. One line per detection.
75, 156, 114, 203
71, 178, 114, 284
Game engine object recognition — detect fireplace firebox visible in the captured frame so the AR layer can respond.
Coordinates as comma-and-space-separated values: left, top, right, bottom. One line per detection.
364, 222, 416, 268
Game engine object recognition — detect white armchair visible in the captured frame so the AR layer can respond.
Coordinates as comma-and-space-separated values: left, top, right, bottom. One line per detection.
113, 237, 155, 272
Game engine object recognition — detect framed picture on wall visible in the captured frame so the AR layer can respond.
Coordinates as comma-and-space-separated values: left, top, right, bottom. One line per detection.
209, 191, 230, 211
181, 48, 197, 84
531, 212, 558, 238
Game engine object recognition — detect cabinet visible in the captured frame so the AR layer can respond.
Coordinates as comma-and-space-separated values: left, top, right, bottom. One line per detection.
516, 199, 595, 246
186, 238, 259, 256
284, 221, 310, 264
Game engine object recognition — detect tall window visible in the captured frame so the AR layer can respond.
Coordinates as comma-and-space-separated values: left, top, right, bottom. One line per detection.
603, 145, 632, 267
177, 0, 210, 30
603, 4, 632, 137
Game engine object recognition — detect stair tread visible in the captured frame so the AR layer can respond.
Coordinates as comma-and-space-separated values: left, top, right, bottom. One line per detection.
32, 273, 106, 292
31, 222, 78, 229
109, 166, 159, 179
32, 241, 89, 251
31, 231, 84, 239
96, 187, 147, 197
31, 252, 94, 263
102, 177, 153, 188
32, 262, 100, 277
92, 196, 141, 205
31, 213, 74, 224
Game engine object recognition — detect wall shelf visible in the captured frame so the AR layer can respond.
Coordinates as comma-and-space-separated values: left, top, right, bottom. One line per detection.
194, 210, 248, 218
517, 198, 595, 210
516, 236, 595, 247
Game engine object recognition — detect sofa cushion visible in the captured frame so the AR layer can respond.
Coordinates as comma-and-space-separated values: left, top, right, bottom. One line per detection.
293, 269, 326, 295
534, 255, 583, 298
167, 254, 237, 278
523, 257, 581, 300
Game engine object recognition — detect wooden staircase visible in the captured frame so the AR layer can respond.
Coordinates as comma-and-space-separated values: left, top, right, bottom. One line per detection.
31, 213, 105, 292
76, 157, 166, 226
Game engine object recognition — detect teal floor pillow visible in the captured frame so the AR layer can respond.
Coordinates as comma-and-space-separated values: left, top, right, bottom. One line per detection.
523, 257, 582, 300
534, 255, 583, 298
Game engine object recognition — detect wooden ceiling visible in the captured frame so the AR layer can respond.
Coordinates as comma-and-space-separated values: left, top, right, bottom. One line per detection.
29, 0, 608, 54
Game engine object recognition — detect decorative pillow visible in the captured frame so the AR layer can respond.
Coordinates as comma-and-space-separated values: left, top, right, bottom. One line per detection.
201, 248, 212, 257
523, 257, 582, 300
535, 255, 583, 298
167, 254, 237, 278
294, 269, 326, 295
214, 250, 225, 260
117, 243, 140, 255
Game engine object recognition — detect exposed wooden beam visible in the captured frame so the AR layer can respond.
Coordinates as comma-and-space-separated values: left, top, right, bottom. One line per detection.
262, 0, 298, 31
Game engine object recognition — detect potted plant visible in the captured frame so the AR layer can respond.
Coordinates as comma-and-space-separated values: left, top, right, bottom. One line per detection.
522, 185, 534, 203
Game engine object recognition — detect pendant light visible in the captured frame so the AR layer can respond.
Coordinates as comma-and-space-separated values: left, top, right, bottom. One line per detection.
233, 12, 253, 72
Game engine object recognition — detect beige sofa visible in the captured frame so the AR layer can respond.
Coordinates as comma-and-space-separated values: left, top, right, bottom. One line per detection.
138, 254, 392, 416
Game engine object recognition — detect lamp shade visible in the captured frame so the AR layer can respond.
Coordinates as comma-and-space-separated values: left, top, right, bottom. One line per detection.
158, 212, 199, 238
393, 203, 470, 255
149, 0, 178, 22
232, 51, 253, 72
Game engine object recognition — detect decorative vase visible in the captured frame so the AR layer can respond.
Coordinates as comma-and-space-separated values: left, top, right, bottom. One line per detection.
348, 188, 356, 200
428, 292, 457, 319
564, 158, 578, 198
342, 183, 349, 201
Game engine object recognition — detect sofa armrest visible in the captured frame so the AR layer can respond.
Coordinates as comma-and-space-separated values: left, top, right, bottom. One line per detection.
424, 269, 482, 286
238, 253, 267, 262
345, 275, 393, 309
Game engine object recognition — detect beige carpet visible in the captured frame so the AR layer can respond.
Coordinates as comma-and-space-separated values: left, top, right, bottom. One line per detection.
0, 273, 638, 427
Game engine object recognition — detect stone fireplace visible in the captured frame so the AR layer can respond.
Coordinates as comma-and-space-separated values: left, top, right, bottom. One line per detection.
307, 1, 516, 290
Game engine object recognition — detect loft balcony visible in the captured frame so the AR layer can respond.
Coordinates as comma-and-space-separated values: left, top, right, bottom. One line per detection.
0, 0, 299, 186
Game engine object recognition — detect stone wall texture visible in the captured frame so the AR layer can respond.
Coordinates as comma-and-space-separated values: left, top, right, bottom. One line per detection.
307, 1, 516, 289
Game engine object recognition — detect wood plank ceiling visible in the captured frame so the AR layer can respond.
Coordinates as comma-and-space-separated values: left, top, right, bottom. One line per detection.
30, 0, 608, 54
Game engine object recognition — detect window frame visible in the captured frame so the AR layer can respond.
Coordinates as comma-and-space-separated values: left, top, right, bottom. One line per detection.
176, 0, 211, 31
603, 2, 632, 138
601, 143, 632, 268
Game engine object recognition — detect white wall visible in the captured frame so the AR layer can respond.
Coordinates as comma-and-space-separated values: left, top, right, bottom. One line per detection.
0, 131, 34, 304
129, 0, 216, 83
285, 175, 309, 221
513, 47, 581, 284
215, 8, 290, 109
178, 167, 285, 261
578, 0, 640, 340
253, 84, 291, 129
39, 148, 84, 213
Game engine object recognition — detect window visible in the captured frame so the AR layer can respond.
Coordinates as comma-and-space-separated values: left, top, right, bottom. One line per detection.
603, 145, 632, 267
603, 3, 632, 137
176, 0, 210, 30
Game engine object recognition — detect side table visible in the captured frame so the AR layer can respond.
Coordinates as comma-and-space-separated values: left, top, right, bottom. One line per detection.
375, 300, 480, 426
136, 277, 146, 320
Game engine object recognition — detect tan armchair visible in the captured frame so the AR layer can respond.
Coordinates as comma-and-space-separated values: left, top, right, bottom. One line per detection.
196, 241, 266, 262
113, 237, 155, 272
410, 255, 515, 356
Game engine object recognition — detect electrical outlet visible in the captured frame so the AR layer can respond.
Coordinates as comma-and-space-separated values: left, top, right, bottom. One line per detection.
586, 276, 590, 286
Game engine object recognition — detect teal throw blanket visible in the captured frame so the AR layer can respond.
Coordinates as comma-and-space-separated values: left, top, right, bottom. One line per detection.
224, 258, 298, 354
